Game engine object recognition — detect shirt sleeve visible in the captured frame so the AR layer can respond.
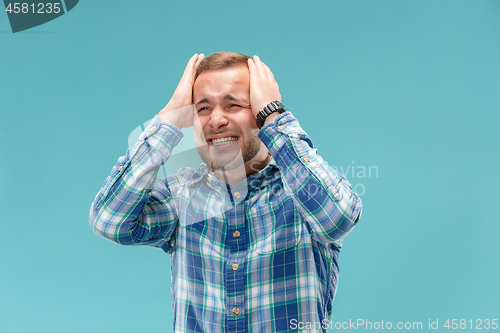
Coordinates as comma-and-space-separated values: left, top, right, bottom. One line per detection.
88, 116, 184, 252
258, 111, 363, 246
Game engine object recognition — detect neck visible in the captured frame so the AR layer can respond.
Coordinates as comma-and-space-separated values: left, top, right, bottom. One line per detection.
213, 145, 270, 186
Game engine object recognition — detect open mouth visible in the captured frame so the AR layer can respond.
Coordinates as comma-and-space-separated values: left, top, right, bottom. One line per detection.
209, 136, 238, 146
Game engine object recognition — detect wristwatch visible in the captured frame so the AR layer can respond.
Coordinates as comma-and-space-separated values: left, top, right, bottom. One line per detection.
256, 101, 287, 129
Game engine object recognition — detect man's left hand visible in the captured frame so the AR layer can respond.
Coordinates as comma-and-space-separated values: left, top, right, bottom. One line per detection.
247, 55, 281, 118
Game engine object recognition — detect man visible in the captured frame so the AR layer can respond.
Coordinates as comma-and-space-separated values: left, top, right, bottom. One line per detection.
89, 52, 362, 333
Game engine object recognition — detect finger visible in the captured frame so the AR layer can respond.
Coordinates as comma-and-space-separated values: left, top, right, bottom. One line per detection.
247, 58, 255, 76
255, 56, 275, 83
192, 53, 205, 78
252, 54, 274, 81
252, 55, 265, 74
253, 55, 269, 72
262, 62, 275, 81
251, 55, 267, 80
248, 58, 262, 83
182, 54, 199, 77
253, 56, 279, 95
195, 53, 205, 69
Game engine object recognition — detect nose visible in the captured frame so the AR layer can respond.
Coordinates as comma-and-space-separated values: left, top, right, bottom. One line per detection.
208, 106, 229, 130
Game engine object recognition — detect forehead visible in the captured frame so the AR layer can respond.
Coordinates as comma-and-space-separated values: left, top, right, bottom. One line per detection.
193, 65, 250, 102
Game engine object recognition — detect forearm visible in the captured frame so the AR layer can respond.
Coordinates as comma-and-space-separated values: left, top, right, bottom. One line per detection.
88, 116, 183, 247
259, 112, 362, 245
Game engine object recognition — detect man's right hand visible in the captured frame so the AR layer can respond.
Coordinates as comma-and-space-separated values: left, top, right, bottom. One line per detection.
158, 53, 205, 128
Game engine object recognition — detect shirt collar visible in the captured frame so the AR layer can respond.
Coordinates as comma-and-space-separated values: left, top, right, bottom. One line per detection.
184, 156, 280, 191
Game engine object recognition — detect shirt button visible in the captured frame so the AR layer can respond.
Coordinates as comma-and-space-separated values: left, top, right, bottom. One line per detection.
118, 166, 124, 172
150, 126, 156, 131
232, 263, 239, 271
277, 125, 285, 130
208, 177, 213, 183
232, 307, 240, 315
233, 230, 240, 238
303, 157, 310, 163
234, 191, 241, 199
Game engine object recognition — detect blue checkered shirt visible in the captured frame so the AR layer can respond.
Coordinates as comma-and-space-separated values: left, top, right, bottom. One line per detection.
89, 111, 362, 332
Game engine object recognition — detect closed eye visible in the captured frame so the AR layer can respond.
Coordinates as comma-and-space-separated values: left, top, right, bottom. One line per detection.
197, 106, 210, 112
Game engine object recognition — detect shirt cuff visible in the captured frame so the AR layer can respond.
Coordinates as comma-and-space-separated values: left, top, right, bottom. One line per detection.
136, 115, 184, 160
258, 111, 313, 155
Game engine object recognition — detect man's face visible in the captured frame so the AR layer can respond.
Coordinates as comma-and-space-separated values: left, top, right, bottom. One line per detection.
193, 65, 264, 172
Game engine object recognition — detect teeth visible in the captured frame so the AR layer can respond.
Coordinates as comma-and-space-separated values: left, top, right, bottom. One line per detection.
211, 137, 238, 145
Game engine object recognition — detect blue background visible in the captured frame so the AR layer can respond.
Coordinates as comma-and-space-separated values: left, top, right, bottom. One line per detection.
1, 1, 499, 332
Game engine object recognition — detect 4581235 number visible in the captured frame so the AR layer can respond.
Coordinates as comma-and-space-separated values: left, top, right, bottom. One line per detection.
444, 319, 498, 330
5, 3, 61, 14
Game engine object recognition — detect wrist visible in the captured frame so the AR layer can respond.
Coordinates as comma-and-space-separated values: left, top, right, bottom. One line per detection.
263, 112, 280, 126
158, 104, 194, 129
256, 101, 287, 129
158, 109, 182, 128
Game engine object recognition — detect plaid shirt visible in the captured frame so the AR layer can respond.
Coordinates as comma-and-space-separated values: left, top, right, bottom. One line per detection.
89, 111, 362, 333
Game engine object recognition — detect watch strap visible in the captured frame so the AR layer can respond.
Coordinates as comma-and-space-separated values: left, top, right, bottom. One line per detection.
256, 101, 287, 129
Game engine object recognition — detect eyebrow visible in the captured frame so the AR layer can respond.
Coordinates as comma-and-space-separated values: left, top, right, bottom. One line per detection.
195, 94, 243, 106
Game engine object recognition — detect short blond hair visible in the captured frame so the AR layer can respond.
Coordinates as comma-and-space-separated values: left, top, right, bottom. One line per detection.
195, 52, 250, 79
